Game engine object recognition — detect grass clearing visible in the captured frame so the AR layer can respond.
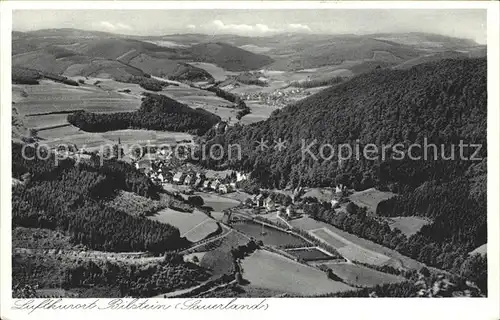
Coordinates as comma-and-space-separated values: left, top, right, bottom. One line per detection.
149, 208, 211, 237
241, 249, 354, 295
311, 229, 348, 249
321, 262, 405, 287
182, 220, 219, 243
348, 188, 396, 213
388, 216, 430, 237
13, 80, 141, 116
38, 128, 192, 150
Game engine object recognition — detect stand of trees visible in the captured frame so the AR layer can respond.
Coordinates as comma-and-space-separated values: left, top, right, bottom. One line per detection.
12, 253, 209, 298
289, 76, 345, 89
12, 142, 189, 253
67, 93, 221, 135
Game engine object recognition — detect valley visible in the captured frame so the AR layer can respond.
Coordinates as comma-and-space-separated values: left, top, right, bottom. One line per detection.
11, 27, 487, 299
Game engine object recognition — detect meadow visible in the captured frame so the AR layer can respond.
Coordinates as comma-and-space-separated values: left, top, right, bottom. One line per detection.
38, 128, 192, 150
148, 208, 218, 243
348, 188, 397, 213
13, 80, 141, 116
321, 262, 405, 287
291, 216, 424, 270
241, 249, 354, 295
387, 216, 431, 237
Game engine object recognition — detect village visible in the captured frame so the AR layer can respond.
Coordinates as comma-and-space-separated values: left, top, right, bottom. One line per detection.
242, 87, 312, 108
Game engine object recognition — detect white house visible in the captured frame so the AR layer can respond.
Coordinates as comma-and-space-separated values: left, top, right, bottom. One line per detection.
331, 199, 339, 207
236, 172, 248, 182
211, 179, 221, 190
286, 205, 295, 218
173, 172, 185, 184
219, 184, 229, 194
158, 173, 165, 183
254, 194, 265, 207
264, 197, 276, 212
335, 184, 344, 194
203, 180, 211, 189
184, 174, 194, 186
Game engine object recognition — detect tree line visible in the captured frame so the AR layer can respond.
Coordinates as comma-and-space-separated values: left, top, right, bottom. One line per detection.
67, 93, 221, 135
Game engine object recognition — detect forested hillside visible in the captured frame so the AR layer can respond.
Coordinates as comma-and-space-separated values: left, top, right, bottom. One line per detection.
199, 58, 487, 286
201, 58, 486, 191
12, 143, 190, 253
68, 93, 221, 135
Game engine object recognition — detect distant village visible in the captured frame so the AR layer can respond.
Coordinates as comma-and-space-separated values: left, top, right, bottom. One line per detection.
242, 88, 311, 107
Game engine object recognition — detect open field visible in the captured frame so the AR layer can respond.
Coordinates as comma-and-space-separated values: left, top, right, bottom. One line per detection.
23, 114, 69, 130
387, 216, 431, 237
241, 250, 354, 295
149, 208, 217, 242
469, 243, 487, 256
291, 216, 424, 270
302, 187, 337, 203
182, 220, 220, 243
311, 228, 349, 249
349, 188, 397, 213
13, 80, 141, 116
311, 228, 391, 265
232, 221, 308, 247
195, 192, 240, 213
38, 128, 193, 150
321, 262, 405, 287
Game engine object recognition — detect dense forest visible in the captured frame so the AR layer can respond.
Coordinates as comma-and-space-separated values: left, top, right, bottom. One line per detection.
198, 58, 487, 290
67, 93, 221, 135
200, 58, 486, 190
12, 142, 190, 253
13, 252, 209, 298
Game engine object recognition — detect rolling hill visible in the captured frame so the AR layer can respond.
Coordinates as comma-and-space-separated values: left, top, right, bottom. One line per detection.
12, 29, 275, 82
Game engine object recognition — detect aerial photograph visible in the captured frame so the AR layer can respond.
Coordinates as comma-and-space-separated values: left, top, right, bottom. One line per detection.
10, 8, 487, 299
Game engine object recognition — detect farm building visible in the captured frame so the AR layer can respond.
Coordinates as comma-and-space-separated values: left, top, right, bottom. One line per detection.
254, 194, 265, 207
194, 178, 203, 188
331, 199, 339, 207
335, 184, 346, 194
157, 173, 165, 183
211, 179, 221, 190
286, 205, 296, 218
172, 172, 185, 184
184, 174, 194, 185
236, 172, 248, 182
219, 184, 230, 194
264, 197, 276, 212
203, 180, 211, 189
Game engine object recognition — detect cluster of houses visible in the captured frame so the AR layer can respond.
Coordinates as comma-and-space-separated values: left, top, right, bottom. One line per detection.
242, 88, 311, 107
330, 184, 347, 207
249, 194, 298, 219
134, 158, 249, 194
